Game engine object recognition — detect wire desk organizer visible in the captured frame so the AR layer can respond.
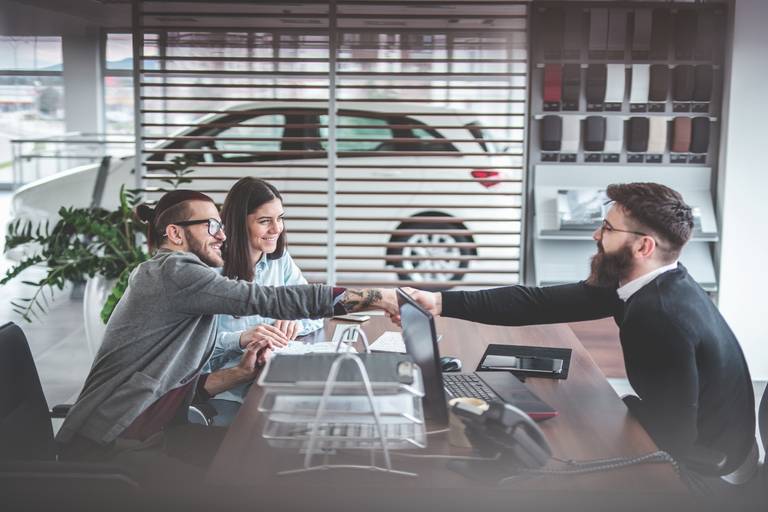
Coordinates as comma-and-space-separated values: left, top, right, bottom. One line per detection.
257, 327, 426, 477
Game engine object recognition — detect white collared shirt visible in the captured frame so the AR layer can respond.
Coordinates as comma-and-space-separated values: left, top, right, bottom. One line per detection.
616, 261, 679, 302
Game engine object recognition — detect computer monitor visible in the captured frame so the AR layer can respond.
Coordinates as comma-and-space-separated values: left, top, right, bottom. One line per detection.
397, 288, 449, 424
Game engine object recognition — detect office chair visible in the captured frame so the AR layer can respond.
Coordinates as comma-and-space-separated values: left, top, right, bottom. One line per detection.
0, 322, 140, 509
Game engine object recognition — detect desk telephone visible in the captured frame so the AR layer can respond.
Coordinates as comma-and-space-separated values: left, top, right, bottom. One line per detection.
451, 400, 552, 478
450, 400, 678, 482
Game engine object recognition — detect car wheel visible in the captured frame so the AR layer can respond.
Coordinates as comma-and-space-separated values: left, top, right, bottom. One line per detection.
386, 216, 475, 284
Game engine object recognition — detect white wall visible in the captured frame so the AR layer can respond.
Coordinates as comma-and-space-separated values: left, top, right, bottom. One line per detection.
718, 0, 768, 380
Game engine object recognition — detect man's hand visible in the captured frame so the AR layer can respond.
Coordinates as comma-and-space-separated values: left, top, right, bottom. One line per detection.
339, 288, 398, 318
239, 324, 289, 349
401, 287, 442, 316
273, 320, 300, 341
203, 341, 272, 396
235, 341, 263, 380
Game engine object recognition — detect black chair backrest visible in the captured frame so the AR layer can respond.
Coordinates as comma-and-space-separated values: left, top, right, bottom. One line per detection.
0, 322, 57, 460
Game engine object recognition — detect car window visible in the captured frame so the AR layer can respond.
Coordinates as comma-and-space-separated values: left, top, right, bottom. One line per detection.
318, 115, 391, 152
215, 114, 285, 160
411, 127, 458, 152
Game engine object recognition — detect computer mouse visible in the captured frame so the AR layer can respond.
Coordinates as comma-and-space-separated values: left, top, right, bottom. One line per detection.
440, 356, 462, 372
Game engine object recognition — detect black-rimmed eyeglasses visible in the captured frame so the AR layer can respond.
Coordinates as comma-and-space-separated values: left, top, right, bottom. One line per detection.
170, 218, 224, 236
600, 219, 648, 237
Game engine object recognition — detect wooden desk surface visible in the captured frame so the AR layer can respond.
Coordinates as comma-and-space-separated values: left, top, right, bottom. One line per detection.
207, 316, 686, 506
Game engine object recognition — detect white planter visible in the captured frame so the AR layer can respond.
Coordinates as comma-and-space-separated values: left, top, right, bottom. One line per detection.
83, 275, 116, 357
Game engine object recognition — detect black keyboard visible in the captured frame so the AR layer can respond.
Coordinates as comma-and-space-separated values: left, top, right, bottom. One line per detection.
442, 373, 497, 402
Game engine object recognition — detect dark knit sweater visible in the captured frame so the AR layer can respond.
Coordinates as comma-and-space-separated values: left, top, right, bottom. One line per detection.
441, 264, 755, 474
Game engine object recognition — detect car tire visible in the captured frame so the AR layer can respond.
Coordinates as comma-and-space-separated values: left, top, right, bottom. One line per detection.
386, 215, 475, 285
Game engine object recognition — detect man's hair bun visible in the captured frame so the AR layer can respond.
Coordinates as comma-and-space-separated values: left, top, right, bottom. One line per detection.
135, 203, 155, 223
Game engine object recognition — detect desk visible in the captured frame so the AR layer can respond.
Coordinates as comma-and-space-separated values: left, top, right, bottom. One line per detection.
207, 317, 689, 511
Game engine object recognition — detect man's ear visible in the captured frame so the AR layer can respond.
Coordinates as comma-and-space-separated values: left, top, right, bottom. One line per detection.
165, 224, 185, 246
636, 235, 656, 259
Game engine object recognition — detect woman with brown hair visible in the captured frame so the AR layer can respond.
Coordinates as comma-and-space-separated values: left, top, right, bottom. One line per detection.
204, 177, 323, 424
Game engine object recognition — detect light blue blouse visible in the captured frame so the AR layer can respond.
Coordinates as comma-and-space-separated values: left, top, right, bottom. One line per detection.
205, 251, 323, 402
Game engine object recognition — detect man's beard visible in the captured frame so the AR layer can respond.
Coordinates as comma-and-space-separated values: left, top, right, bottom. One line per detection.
588, 242, 634, 288
186, 229, 223, 267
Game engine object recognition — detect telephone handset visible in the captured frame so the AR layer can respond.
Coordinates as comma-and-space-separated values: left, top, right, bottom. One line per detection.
452, 400, 552, 473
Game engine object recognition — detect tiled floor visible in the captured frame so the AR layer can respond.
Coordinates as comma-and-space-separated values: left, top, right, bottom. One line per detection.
0, 190, 765, 457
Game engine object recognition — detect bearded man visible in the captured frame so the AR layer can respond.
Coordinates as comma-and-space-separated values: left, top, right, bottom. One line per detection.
406, 182, 757, 485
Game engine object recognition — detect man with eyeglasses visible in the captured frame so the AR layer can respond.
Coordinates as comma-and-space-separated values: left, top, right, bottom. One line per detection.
407, 182, 757, 486
57, 189, 399, 487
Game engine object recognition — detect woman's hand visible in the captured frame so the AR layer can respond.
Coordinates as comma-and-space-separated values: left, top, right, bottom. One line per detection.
273, 320, 300, 341
239, 324, 290, 349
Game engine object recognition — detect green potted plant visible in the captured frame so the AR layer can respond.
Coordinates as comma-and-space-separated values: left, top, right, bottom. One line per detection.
2, 186, 149, 353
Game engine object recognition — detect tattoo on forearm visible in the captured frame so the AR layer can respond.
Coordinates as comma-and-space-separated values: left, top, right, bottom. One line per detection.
340, 288, 382, 312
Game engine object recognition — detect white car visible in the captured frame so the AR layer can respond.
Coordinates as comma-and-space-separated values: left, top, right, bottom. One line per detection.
10, 102, 522, 286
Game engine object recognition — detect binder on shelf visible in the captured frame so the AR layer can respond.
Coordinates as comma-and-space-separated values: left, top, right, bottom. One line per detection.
543, 64, 563, 104
632, 9, 652, 55
604, 63, 626, 105
693, 65, 714, 103
541, 115, 563, 152
647, 117, 668, 154
650, 8, 672, 59
673, 65, 695, 102
648, 64, 670, 102
690, 117, 711, 154
584, 116, 606, 152
588, 8, 608, 57
674, 10, 697, 60
540, 6, 564, 59
671, 117, 692, 153
603, 116, 624, 154
606, 8, 628, 56
629, 64, 650, 105
627, 117, 650, 153
586, 64, 607, 105
563, 6, 583, 58
562, 64, 581, 107
561, 116, 581, 154
695, 11, 715, 60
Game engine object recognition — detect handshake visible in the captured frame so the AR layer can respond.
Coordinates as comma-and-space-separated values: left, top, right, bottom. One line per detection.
337, 287, 443, 324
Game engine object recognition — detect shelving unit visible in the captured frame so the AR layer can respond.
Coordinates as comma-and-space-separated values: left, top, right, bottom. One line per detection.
525, 1, 727, 292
